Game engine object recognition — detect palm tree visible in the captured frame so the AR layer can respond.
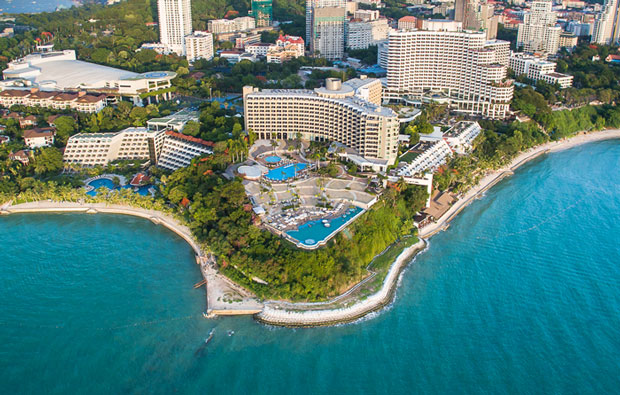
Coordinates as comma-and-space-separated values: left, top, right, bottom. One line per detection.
271, 140, 278, 155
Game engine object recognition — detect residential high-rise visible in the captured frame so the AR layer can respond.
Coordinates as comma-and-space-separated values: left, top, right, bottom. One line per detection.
516, 0, 561, 56
306, 0, 346, 60
383, 24, 513, 119
185, 31, 214, 62
157, 0, 193, 56
592, 0, 620, 44
454, 0, 498, 39
251, 0, 273, 27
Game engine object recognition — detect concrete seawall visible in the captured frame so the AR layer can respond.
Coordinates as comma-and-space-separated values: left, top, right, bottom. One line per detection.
255, 239, 426, 327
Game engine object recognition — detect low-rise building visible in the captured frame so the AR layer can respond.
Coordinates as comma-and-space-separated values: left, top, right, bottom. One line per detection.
394, 140, 453, 178
443, 121, 482, 154
19, 115, 37, 128
9, 149, 30, 165
147, 108, 200, 132
234, 33, 262, 49
23, 127, 55, 148
265, 35, 305, 63
276, 35, 304, 56
208, 17, 256, 34
0, 135, 9, 144
245, 43, 278, 57
0, 89, 108, 113
510, 52, 573, 88
220, 51, 257, 64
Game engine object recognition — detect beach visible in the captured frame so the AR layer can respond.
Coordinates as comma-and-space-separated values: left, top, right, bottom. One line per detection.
419, 128, 620, 238
2, 128, 619, 327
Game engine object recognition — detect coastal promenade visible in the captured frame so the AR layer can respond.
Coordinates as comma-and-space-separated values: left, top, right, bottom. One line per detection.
419, 129, 620, 238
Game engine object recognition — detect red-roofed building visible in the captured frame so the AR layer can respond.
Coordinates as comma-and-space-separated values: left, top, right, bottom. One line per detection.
23, 127, 55, 148
398, 16, 420, 30
130, 172, 152, 186
9, 150, 30, 165
19, 115, 37, 129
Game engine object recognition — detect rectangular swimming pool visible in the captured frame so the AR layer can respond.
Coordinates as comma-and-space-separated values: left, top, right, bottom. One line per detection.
285, 206, 364, 247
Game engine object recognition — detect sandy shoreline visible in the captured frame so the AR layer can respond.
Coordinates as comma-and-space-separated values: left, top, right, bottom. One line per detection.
2, 128, 618, 327
0, 201, 264, 316
419, 128, 620, 238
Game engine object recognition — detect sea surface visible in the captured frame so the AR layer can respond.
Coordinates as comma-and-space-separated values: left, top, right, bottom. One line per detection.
1, 140, 619, 394
0, 0, 75, 14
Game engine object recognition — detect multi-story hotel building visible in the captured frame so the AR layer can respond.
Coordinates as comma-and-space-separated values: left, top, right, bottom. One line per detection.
306, 0, 346, 60
592, 0, 620, 45
510, 52, 573, 88
517, 0, 561, 56
185, 31, 214, 62
157, 131, 214, 171
64, 128, 166, 167
157, 0, 193, 56
0, 89, 107, 113
243, 77, 399, 165
383, 22, 513, 119
63, 126, 213, 170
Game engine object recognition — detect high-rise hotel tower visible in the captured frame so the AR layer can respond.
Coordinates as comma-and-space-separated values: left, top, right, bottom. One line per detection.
383, 21, 513, 119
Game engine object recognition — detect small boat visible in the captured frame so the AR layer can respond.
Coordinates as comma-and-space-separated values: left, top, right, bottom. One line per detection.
194, 328, 215, 357
205, 328, 215, 345
227, 330, 235, 336
324, 222, 331, 227
322, 219, 328, 224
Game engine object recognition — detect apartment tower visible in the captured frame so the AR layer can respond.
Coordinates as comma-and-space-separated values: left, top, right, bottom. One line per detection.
516, 0, 561, 56
157, 0, 193, 56
306, 0, 346, 60
592, 0, 620, 44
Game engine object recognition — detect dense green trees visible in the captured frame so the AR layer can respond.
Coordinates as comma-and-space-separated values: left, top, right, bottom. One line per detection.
160, 156, 428, 301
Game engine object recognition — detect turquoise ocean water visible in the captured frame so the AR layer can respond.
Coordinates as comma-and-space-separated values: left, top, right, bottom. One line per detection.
1, 140, 619, 394
0, 0, 74, 14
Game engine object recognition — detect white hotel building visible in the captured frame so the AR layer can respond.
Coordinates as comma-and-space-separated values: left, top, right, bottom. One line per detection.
64, 117, 213, 170
244, 77, 399, 166
382, 21, 513, 119
510, 52, 573, 88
